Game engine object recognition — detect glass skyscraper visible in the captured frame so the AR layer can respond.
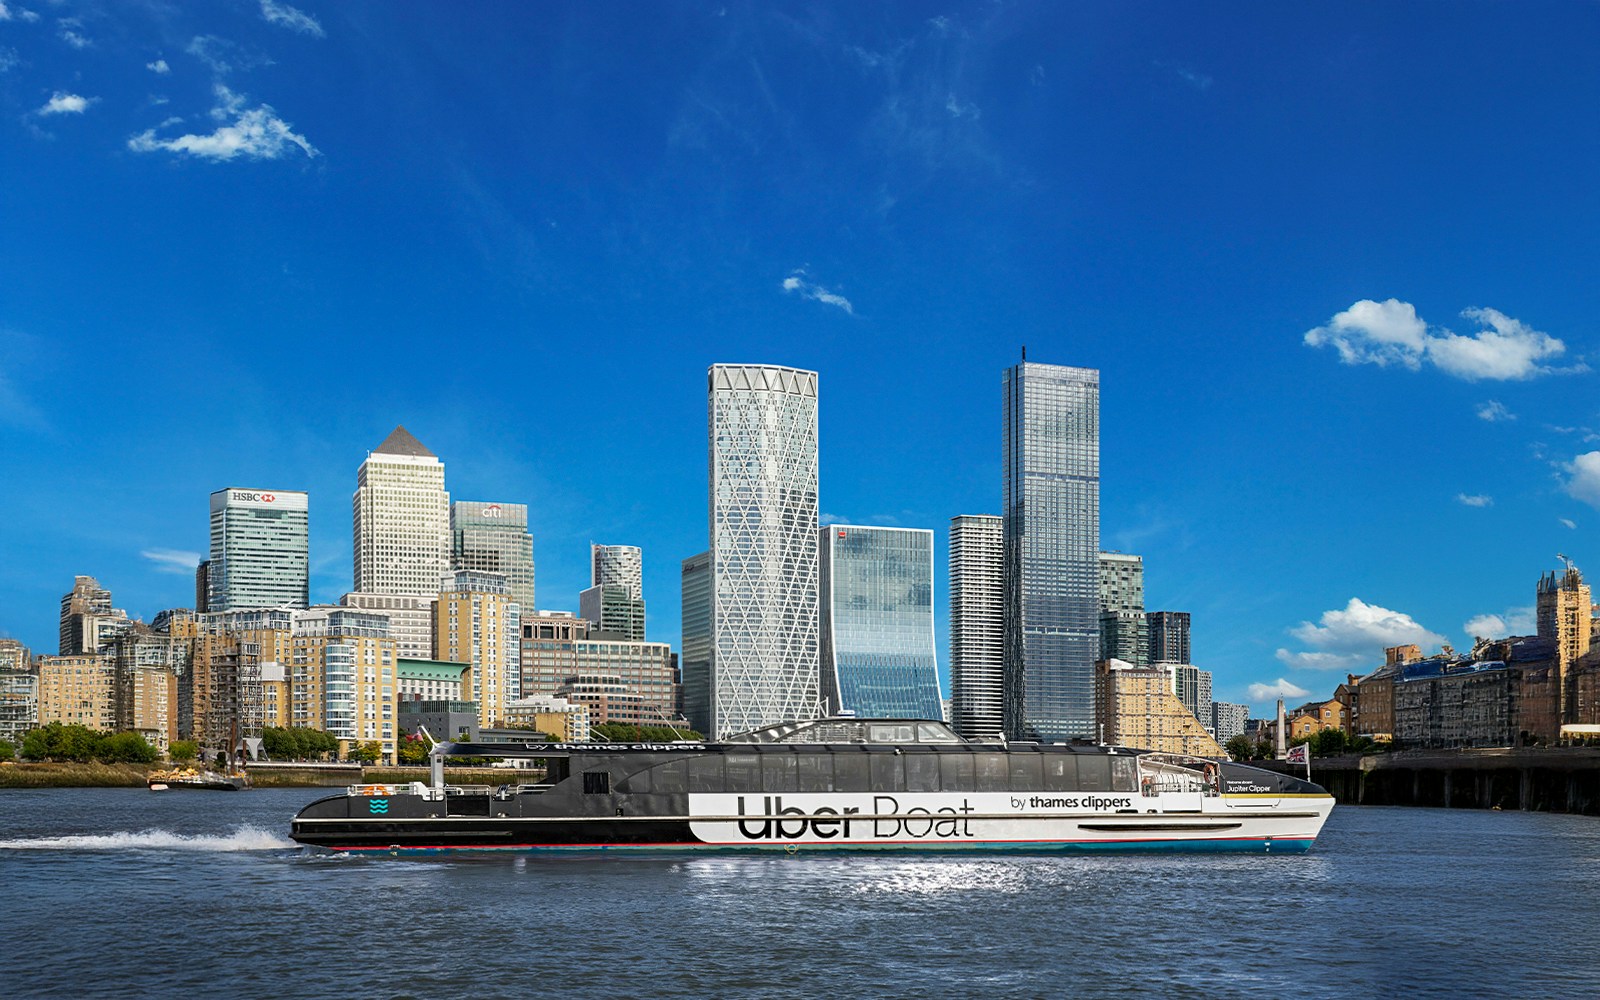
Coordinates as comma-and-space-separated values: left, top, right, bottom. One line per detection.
1002, 359, 1100, 742
451, 500, 535, 613
818, 525, 942, 720
208, 488, 309, 611
707, 363, 820, 739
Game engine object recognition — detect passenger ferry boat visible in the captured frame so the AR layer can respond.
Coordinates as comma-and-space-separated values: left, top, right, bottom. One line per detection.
289, 718, 1334, 855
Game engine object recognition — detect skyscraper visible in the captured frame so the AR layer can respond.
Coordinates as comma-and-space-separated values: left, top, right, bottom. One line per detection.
1147, 611, 1192, 665
58, 575, 132, 655
352, 426, 450, 598
591, 544, 643, 599
1169, 663, 1213, 725
580, 584, 646, 641
583, 543, 645, 640
1003, 359, 1100, 742
818, 525, 942, 720
451, 500, 535, 612
207, 488, 310, 611
1098, 551, 1147, 667
949, 514, 1004, 739
680, 551, 712, 734
707, 364, 820, 738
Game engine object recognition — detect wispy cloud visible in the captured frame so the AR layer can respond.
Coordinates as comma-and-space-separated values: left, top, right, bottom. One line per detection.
1476, 400, 1515, 422
1247, 678, 1311, 703
146, 58, 170, 74
140, 548, 201, 575
0, 3, 39, 24
58, 17, 89, 49
1156, 60, 1213, 91
1305, 299, 1582, 381
128, 84, 317, 161
1464, 607, 1535, 640
38, 91, 91, 115
185, 35, 271, 76
945, 93, 980, 120
1562, 452, 1600, 510
1275, 598, 1446, 671
781, 268, 853, 315
1560, 517, 1578, 530
1455, 493, 1493, 508
258, 0, 324, 38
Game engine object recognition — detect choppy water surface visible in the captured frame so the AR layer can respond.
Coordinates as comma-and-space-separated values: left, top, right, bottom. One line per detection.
2, 788, 1597, 998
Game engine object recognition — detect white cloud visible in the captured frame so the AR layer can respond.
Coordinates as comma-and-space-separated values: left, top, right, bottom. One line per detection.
1275, 597, 1446, 671
38, 91, 91, 115
1464, 607, 1535, 640
141, 548, 201, 575
1305, 299, 1578, 381
1560, 518, 1577, 530
0, 48, 16, 74
1476, 400, 1515, 422
0, 4, 40, 24
259, 0, 324, 38
1455, 493, 1493, 508
1563, 452, 1600, 510
945, 93, 980, 120
58, 19, 89, 49
128, 84, 317, 161
147, 59, 170, 74
781, 268, 854, 315
1247, 678, 1312, 703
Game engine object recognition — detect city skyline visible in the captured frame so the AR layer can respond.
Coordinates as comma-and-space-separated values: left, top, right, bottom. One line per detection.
4, 3, 1598, 714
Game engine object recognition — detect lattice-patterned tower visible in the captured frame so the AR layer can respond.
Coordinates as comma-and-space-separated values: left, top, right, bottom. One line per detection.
708, 364, 821, 738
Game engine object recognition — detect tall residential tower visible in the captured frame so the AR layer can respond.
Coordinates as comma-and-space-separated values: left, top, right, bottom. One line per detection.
703, 364, 820, 739
1003, 359, 1100, 742
949, 514, 1004, 739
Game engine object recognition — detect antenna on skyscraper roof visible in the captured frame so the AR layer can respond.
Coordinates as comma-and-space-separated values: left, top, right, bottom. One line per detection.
1022, 345, 1027, 361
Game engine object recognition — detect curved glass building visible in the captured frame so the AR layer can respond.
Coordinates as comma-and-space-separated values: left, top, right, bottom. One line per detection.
819, 525, 943, 720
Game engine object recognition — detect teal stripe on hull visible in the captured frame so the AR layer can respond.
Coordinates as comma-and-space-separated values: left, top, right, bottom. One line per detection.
334, 838, 1318, 857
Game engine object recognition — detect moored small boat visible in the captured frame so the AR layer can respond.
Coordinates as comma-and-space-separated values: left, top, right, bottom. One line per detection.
148, 768, 248, 791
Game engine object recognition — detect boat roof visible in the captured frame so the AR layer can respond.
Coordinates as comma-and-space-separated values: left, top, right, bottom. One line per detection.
434, 717, 1146, 759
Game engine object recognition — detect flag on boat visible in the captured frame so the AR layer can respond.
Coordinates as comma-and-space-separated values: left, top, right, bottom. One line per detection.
1285, 743, 1309, 765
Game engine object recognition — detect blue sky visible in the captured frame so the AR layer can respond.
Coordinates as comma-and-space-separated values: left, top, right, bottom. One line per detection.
3, 1, 1597, 713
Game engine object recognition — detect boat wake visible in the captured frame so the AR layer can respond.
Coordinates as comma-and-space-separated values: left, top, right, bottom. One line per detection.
0, 825, 294, 852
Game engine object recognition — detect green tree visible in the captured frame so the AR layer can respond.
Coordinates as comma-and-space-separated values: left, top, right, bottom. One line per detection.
1309, 728, 1348, 756
0, 737, 15, 760
396, 733, 430, 765
1224, 735, 1255, 761
98, 731, 159, 764
168, 740, 199, 763
349, 740, 383, 764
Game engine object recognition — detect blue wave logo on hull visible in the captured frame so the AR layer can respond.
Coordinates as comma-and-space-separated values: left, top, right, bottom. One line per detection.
367, 799, 390, 814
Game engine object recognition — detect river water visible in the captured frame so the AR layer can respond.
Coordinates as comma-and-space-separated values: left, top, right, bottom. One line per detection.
1, 787, 1596, 998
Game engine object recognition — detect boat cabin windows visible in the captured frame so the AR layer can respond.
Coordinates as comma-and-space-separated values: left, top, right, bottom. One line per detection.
974, 753, 1010, 793
869, 724, 917, 743
1076, 757, 1110, 792
609, 748, 1144, 796
1111, 756, 1138, 793
869, 752, 906, 792
904, 753, 940, 792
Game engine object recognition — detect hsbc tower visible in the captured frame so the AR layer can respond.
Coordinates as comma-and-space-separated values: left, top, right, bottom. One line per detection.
207, 487, 310, 611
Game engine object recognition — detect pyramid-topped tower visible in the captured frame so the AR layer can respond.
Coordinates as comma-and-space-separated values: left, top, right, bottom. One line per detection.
352, 426, 450, 599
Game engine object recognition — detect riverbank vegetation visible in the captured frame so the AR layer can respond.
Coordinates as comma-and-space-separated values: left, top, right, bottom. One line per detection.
0, 761, 152, 788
